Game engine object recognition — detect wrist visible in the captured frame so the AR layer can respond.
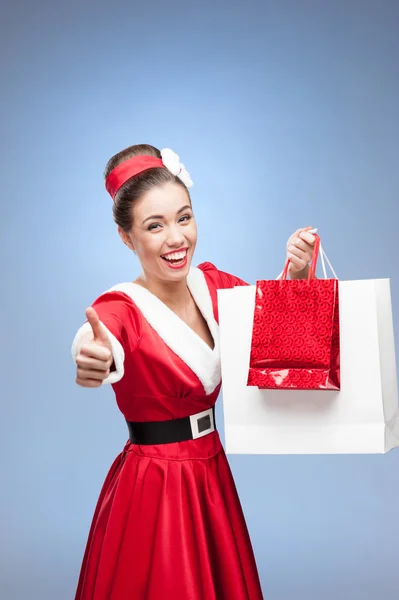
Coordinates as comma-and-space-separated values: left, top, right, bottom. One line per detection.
289, 264, 310, 280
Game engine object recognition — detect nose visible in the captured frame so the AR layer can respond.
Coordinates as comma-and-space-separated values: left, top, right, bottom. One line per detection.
165, 224, 186, 247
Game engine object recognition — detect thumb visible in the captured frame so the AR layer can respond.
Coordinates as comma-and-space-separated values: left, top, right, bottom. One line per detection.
85, 307, 109, 344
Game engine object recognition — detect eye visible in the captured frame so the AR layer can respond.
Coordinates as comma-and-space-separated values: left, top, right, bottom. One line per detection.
147, 223, 161, 231
179, 215, 191, 223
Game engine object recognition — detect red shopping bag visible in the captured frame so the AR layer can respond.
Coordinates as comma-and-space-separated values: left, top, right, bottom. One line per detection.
247, 235, 340, 390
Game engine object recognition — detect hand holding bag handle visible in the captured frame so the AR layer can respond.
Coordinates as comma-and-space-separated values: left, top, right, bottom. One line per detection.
278, 230, 338, 281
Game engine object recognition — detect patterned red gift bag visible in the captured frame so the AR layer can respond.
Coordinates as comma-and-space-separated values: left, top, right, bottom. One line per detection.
247, 235, 340, 390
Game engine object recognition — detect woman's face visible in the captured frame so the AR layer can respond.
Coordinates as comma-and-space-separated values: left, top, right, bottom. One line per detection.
121, 181, 197, 284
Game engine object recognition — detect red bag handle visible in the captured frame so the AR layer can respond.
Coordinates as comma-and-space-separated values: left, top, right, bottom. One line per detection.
281, 233, 321, 281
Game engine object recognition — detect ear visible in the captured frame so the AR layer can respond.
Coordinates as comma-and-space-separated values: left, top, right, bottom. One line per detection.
118, 226, 136, 253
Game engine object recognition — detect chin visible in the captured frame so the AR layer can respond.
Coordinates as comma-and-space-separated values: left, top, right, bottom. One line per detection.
163, 263, 191, 279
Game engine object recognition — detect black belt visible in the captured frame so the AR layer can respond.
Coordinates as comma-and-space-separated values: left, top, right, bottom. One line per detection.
126, 406, 216, 445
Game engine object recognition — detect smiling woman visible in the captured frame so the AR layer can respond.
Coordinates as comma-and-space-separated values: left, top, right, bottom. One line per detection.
71, 143, 315, 600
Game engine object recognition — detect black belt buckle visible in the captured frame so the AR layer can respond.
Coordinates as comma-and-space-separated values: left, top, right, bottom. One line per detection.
126, 406, 216, 445
189, 407, 215, 439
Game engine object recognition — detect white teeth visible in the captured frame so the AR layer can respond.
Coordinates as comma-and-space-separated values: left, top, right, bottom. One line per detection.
162, 250, 187, 261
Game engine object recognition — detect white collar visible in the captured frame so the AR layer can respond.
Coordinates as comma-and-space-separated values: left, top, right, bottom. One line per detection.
108, 267, 221, 395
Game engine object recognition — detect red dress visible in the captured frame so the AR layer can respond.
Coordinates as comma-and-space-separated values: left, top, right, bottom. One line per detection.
71, 262, 264, 600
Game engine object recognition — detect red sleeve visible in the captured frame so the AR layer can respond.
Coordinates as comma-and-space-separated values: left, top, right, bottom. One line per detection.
197, 262, 249, 323
91, 290, 142, 355
197, 261, 250, 289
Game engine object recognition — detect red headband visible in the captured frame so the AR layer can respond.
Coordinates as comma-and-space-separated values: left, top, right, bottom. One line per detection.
105, 155, 164, 200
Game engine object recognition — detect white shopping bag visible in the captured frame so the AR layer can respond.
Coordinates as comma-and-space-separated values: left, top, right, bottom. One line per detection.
218, 278, 399, 454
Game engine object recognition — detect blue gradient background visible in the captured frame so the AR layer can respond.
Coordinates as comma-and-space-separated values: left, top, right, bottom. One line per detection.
1, 1, 399, 598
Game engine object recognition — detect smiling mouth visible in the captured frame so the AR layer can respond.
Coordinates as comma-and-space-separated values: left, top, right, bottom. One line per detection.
160, 248, 188, 267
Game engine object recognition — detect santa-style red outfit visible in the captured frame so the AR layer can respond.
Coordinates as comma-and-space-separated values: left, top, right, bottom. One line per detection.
71, 261, 264, 600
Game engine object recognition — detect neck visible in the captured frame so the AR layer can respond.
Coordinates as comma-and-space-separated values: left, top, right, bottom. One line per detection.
135, 272, 191, 311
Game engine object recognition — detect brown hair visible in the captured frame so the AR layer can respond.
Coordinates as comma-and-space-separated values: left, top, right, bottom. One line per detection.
104, 144, 190, 232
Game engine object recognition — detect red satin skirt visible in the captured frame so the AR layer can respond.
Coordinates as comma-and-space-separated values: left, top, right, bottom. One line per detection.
75, 431, 263, 599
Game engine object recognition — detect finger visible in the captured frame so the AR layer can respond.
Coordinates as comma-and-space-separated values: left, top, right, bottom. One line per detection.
297, 225, 313, 233
76, 376, 103, 388
77, 367, 110, 381
287, 252, 308, 272
288, 227, 313, 246
85, 307, 109, 343
298, 231, 316, 245
80, 342, 112, 361
76, 354, 112, 371
288, 245, 307, 262
288, 239, 312, 255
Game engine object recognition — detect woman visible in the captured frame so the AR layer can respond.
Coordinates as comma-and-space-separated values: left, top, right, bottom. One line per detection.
71, 144, 315, 599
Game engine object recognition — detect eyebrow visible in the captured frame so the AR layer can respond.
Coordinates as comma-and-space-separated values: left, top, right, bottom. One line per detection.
142, 204, 192, 225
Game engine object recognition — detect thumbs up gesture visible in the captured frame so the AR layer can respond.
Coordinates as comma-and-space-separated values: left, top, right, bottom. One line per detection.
75, 307, 114, 388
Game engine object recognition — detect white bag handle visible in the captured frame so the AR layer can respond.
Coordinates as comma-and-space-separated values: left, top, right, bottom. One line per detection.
319, 243, 338, 279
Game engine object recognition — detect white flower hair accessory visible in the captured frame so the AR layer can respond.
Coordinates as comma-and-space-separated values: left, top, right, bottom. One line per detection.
160, 148, 193, 188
